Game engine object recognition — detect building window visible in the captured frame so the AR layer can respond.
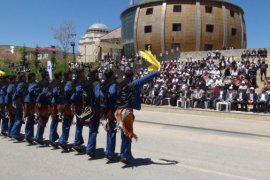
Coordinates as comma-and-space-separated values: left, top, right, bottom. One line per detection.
204, 44, 213, 51
146, 8, 153, 15
206, 24, 214, 32
172, 23, 181, 32
230, 10, 235, 17
173, 5, 181, 12
205, 6, 212, 13
171, 43, 180, 50
232, 28, 237, 36
144, 25, 152, 33
145, 44, 152, 51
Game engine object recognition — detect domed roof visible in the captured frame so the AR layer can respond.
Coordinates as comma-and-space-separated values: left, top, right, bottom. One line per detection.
138, 0, 227, 5
139, 0, 162, 4
88, 23, 109, 31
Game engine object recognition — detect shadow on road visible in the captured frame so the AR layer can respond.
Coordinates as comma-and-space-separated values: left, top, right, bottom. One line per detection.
88, 148, 105, 160
122, 158, 178, 169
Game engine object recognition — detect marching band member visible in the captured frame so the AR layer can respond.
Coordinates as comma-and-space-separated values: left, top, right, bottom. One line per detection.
35, 71, 50, 145
115, 69, 160, 164
49, 72, 63, 148
10, 73, 27, 141
24, 73, 38, 144
58, 71, 74, 150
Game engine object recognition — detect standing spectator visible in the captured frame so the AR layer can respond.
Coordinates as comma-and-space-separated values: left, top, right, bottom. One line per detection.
260, 59, 268, 81
262, 48, 268, 58
248, 63, 257, 88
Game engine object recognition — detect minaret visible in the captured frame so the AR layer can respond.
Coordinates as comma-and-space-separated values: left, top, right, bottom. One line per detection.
130, 0, 134, 6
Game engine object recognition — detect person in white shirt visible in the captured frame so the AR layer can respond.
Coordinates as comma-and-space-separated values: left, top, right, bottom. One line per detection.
258, 88, 269, 113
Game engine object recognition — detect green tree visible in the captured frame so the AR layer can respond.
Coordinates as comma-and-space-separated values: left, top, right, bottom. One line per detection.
33, 46, 40, 73
51, 50, 56, 71
19, 45, 29, 71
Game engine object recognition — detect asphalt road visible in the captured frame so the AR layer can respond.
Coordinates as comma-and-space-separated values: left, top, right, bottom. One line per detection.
1, 110, 270, 180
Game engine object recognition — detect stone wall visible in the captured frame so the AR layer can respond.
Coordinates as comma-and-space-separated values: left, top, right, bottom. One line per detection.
179, 48, 270, 60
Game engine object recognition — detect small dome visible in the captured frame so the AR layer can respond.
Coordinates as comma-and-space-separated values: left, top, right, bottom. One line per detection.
88, 23, 109, 31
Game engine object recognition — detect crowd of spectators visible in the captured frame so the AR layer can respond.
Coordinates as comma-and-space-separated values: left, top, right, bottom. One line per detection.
139, 49, 270, 114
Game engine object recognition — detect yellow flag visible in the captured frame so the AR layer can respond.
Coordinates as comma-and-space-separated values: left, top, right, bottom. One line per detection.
139, 50, 160, 72
145, 50, 160, 68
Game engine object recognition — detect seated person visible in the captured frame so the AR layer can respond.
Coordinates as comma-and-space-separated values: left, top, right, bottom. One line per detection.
169, 85, 179, 107
180, 86, 192, 101
257, 88, 269, 113
141, 84, 150, 103
212, 86, 227, 109
247, 87, 258, 112
146, 85, 159, 104
226, 86, 237, 110
193, 86, 204, 108
236, 88, 248, 112
155, 86, 167, 106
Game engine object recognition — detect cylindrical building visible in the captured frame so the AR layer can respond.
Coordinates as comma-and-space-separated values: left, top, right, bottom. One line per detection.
121, 0, 247, 57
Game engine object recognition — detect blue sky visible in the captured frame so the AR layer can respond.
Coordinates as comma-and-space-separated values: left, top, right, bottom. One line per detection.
0, 0, 269, 49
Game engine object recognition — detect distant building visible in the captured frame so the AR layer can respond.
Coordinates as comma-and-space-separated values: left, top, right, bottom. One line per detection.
26, 46, 64, 60
121, 0, 247, 57
78, 23, 122, 63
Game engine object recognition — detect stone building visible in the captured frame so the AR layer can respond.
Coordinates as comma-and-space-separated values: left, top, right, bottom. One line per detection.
121, 0, 247, 57
78, 23, 122, 62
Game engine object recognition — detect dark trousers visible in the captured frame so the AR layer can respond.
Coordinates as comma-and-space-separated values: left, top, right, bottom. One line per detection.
49, 117, 59, 143
74, 115, 84, 146
36, 116, 48, 141
258, 102, 269, 113
1, 117, 9, 134
10, 104, 23, 138
8, 118, 15, 137
237, 101, 248, 111
261, 70, 267, 80
59, 115, 73, 145
106, 120, 117, 157
170, 96, 178, 106
25, 115, 35, 140
86, 115, 100, 154
120, 130, 132, 160
155, 96, 164, 106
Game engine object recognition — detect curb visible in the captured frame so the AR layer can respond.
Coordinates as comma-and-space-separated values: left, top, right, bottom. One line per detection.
141, 105, 270, 121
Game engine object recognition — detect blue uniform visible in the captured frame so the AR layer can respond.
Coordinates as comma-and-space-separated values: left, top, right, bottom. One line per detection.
58, 81, 73, 146
10, 81, 26, 139
71, 83, 84, 146
5, 83, 15, 137
86, 81, 101, 154
35, 84, 50, 142
49, 81, 62, 143
120, 71, 160, 161
105, 83, 117, 157
24, 82, 38, 141
0, 83, 8, 134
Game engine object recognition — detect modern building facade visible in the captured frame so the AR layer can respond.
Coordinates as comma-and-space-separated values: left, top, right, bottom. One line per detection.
121, 0, 247, 57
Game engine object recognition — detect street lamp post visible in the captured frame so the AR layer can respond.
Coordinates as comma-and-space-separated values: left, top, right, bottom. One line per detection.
70, 41, 76, 64
69, 33, 77, 66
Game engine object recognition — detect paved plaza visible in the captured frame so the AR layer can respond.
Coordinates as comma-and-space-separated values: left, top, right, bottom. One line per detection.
1, 110, 270, 180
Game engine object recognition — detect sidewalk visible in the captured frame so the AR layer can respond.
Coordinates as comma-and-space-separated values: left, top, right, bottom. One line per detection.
141, 105, 270, 121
